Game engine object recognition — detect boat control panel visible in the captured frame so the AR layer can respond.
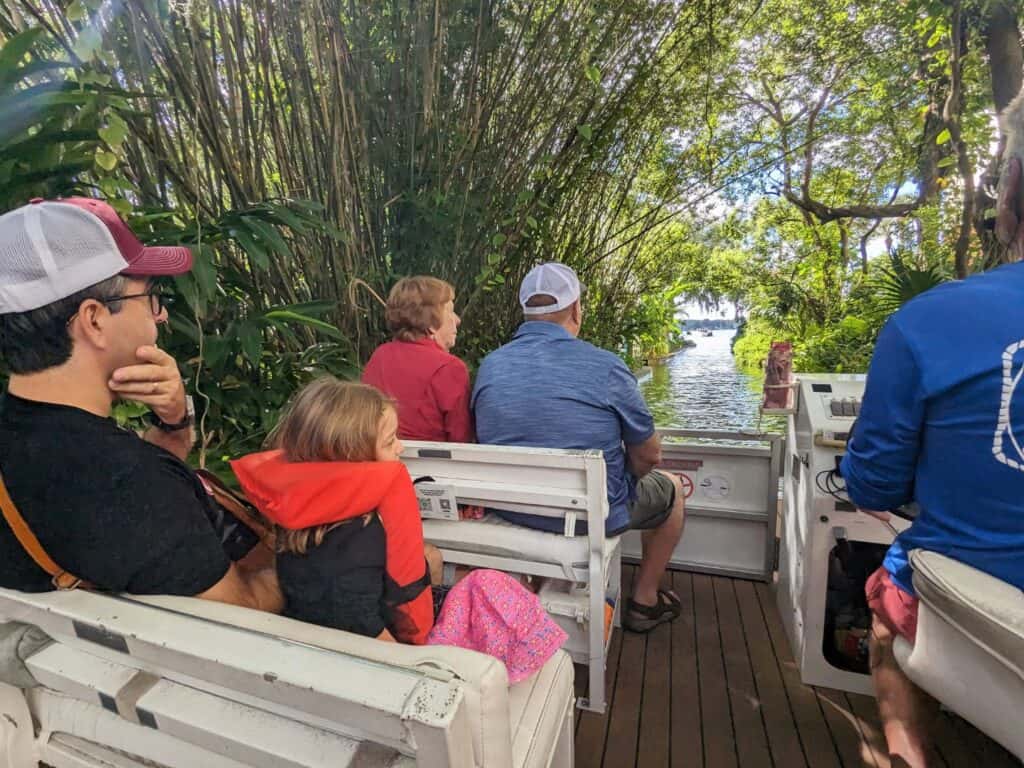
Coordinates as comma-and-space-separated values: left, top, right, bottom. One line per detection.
801, 379, 864, 447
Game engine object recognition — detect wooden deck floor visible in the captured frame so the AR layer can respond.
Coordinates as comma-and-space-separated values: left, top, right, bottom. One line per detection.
574, 566, 1020, 768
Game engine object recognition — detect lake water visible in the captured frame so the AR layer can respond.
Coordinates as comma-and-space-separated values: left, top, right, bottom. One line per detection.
639, 329, 785, 434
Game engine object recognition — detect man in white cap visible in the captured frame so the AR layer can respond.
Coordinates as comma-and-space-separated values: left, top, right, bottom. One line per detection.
0, 198, 281, 611
472, 262, 686, 632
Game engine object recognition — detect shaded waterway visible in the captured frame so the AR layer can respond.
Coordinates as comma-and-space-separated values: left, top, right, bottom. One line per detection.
640, 329, 785, 434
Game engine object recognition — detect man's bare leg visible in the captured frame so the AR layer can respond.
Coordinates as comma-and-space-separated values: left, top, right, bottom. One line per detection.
424, 543, 444, 585
870, 615, 939, 767
632, 471, 685, 607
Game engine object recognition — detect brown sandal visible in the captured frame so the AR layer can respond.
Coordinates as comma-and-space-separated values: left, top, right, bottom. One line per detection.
623, 590, 682, 633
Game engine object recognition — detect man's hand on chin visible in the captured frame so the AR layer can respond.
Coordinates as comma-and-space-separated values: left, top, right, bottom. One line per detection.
109, 345, 187, 422
111, 345, 194, 459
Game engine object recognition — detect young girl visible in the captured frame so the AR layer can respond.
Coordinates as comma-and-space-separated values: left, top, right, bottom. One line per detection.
231, 378, 567, 682
231, 378, 434, 643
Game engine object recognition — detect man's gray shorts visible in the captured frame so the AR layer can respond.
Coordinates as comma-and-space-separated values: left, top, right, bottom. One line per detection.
627, 470, 677, 531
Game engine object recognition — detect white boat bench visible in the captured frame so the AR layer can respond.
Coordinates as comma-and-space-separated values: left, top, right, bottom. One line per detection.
0, 587, 574, 768
401, 441, 620, 714
893, 550, 1024, 759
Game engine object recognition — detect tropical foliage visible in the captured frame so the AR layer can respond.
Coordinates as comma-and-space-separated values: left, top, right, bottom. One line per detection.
670, 0, 1020, 373
1, 0, 1022, 461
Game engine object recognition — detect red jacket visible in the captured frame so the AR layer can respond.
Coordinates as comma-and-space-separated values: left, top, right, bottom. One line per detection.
362, 338, 474, 442
230, 451, 433, 644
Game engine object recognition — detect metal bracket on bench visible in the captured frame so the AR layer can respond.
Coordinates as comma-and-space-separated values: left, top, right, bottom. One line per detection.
563, 511, 577, 538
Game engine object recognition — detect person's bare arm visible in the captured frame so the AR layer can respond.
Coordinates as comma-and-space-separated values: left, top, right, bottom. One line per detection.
858, 508, 891, 522
626, 432, 662, 478
142, 424, 194, 461
196, 563, 284, 614
110, 345, 195, 461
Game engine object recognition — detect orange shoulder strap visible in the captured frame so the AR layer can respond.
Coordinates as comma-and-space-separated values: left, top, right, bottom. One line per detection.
0, 471, 90, 590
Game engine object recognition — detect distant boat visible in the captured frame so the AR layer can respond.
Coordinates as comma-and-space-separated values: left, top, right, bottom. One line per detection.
702, 329, 713, 337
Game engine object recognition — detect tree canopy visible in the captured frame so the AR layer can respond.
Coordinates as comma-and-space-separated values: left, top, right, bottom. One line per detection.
1, 0, 1021, 461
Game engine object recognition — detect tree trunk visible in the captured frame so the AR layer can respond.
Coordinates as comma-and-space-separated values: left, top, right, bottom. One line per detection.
975, 1, 1023, 265
986, 2, 1023, 113
945, 0, 973, 279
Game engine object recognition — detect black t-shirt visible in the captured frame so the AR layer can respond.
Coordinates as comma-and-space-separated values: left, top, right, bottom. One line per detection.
0, 393, 231, 595
278, 515, 388, 638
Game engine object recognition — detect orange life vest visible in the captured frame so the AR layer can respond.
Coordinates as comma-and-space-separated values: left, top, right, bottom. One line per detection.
230, 451, 433, 644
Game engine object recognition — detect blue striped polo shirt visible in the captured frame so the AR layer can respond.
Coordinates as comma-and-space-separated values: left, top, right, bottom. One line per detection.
471, 321, 655, 534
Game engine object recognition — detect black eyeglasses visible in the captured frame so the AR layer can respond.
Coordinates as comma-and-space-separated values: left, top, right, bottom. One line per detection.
101, 291, 174, 316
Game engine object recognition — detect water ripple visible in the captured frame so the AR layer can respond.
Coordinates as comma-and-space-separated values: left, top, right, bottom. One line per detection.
640, 330, 785, 434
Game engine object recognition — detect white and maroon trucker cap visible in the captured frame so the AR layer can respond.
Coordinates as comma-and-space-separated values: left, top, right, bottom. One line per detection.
519, 261, 582, 315
0, 197, 192, 314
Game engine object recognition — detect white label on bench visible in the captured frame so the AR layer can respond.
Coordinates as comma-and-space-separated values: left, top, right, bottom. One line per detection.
414, 482, 460, 520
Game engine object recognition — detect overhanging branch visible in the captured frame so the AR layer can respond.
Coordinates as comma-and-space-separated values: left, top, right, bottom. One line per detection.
779, 188, 926, 224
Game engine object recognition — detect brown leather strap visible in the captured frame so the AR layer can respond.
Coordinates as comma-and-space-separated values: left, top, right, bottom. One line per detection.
0, 471, 90, 590
195, 468, 276, 550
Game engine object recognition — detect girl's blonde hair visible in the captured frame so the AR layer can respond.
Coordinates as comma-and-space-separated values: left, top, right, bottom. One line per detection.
266, 377, 396, 554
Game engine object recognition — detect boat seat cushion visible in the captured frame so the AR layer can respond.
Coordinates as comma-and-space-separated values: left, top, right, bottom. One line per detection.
422, 513, 618, 575
909, 550, 1024, 678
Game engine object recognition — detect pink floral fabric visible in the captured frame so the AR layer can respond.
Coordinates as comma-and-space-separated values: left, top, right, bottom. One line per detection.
427, 569, 567, 683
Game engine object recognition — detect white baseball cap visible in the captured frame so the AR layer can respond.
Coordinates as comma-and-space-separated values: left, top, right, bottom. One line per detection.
519, 262, 582, 315
0, 197, 193, 315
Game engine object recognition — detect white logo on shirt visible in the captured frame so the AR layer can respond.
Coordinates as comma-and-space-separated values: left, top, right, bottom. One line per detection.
993, 339, 1024, 471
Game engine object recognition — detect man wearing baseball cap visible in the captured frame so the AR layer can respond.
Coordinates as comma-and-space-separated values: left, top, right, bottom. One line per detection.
472, 262, 686, 632
0, 198, 281, 610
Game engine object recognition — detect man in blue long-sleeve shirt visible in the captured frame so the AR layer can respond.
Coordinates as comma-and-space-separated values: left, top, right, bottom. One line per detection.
841, 159, 1024, 767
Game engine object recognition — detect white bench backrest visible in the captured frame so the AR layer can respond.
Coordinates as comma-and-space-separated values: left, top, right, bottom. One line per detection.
0, 588, 502, 768
401, 441, 609, 523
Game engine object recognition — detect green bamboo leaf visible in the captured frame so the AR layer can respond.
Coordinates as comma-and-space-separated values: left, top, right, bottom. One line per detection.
577, 124, 593, 141
585, 64, 601, 85
94, 149, 118, 171
935, 128, 951, 146
166, 313, 200, 344
266, 300, 337, 317
189, 244, 218, 301
67, 0, 88, 21
936, 155, 956, 168
265, 203, 311, 232
0, 128, 99, 157
229, 226, 268, 269
202, 336, 229, 369
288, 199, 325, 213
98, 114, 128, 148
2, 60, 72, 90
244, 216, 291, 260
72, 27, 103, 62
0, 28, 43, 79
108, 198, 132, 217
238, 323, 263, 368
263, 310, 347, 340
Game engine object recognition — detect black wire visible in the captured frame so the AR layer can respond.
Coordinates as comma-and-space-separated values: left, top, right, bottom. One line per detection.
815, 468, 849, 502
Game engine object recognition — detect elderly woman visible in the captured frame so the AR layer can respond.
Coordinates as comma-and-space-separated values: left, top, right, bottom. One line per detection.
362, 276, 473, 443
